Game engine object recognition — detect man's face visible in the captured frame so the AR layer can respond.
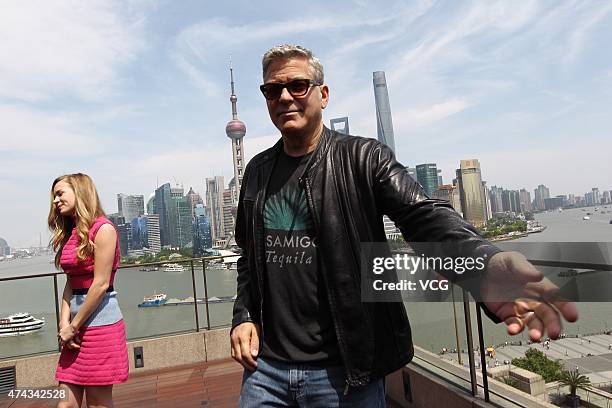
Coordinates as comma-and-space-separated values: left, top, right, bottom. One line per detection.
263, 57, 329, 137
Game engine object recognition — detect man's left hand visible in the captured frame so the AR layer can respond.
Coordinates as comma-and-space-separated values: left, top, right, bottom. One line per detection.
481, 252, 578, 341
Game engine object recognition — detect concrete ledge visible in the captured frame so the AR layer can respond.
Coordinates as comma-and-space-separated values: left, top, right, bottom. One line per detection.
0, 327, 231, 388
386, 345, 558, 407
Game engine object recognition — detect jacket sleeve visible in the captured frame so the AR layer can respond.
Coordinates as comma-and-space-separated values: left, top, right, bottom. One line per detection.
369, 141, 502, 323
231, 163, 258, 332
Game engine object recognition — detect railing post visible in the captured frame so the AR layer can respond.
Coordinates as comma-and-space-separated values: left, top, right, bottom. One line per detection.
476, 302, 490, 402
190, 261, 200, 332
202, 260, 211, 330
451, 285, 462, 366
53, 274, 61, 352
462, 289, 478, 396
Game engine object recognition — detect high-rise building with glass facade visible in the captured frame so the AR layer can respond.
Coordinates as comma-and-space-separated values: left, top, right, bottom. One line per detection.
117, 194, 144, 224
193, 204, 212, 257
172, 196, 193, 248
145, 214, 161, 253
206, 176, 226, 241
456, 159, 486, 227
592, 188, 601, 205
416, 163, 439, 196
534, 184, 550, 211
330, 117, 350, 135
155, 183, 173, 247
186, 187, 204, 219
373, 71, 395, 152
519, 189, 532, 213
130, 216, 148, 250
146, 194, 156, 215
482, 181, 492, 221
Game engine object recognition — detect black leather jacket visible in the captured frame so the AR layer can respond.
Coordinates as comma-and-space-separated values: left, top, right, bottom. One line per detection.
232, 126, 501, 387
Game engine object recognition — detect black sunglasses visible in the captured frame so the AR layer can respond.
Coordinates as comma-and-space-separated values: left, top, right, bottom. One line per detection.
260, 79, 322, 100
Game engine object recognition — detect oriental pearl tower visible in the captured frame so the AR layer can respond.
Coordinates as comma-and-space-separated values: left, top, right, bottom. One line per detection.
225, 61, 246, 205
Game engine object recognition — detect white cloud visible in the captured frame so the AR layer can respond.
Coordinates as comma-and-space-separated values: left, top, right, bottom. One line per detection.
0, 0, 146, 102
0, 105, 102, 158
393, 99, 471, 130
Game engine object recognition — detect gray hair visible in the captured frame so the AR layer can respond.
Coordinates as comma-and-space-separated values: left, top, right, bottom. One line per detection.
262, 44, 324, 83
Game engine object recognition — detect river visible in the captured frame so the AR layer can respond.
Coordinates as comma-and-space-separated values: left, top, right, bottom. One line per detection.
1, 205, 610, 360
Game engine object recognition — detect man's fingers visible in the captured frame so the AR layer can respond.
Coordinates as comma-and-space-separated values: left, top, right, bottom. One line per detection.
504, 316, 524, 335
552, 300, 579, 324
530, 301, 563, 340
240, 337, 257, 370
230, 334, 242, 365
522, 310, 544, 341
250, 326, 260, 358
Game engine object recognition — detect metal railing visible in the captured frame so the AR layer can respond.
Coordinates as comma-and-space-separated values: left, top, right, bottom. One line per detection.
0, 254, 239, 353
2, 254, 612, 407
471, 258, 612, 405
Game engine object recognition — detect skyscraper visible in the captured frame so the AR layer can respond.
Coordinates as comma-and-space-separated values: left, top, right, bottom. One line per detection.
489, 186, 503, 214
416, 163, 439, 196
186, 187, 203, 219
373, 71, 395, 152
592, 188, 601, 205
206, 176, 226, 241
225, 62, 246, 205
222, 190, 235, 242
519, 189, 532, 212
146, 194, 156, 215
172, 195, 193, 248
130, 216, 148, 250
155, 183, 172, 247
330, 117, 350, 135
456, 159, 486, 227
482, 181, 492, 221
146, 214, 161, 253
193, 204, 212, 257
117, 194, 144, 224
534, 185, 550, 211
432, 184, 462, 213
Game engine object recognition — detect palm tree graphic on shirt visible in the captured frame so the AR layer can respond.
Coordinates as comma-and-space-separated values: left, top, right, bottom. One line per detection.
264, 187, 313, 231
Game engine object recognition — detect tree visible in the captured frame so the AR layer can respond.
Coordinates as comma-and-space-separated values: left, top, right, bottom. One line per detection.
558, 369, 591, 400
511, 348, 563, 383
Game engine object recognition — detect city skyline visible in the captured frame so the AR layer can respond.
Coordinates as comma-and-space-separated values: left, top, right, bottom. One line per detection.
2, 1, 612, 247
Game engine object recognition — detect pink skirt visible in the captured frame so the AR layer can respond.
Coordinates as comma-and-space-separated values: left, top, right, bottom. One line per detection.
56, 320, 128, 386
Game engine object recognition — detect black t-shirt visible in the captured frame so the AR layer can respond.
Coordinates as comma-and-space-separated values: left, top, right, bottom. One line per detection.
261, 149, 340, 364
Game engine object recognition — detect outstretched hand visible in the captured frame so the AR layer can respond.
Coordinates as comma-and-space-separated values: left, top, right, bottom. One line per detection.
481, 252, 578, 341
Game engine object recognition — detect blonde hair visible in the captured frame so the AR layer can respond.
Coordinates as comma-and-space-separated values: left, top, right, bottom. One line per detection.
48, 173, 106, 268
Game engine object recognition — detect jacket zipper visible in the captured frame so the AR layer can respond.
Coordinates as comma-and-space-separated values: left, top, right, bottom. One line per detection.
300, 174, 356, 394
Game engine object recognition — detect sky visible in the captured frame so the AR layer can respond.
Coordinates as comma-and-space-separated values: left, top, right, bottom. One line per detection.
1, 0, 611, 248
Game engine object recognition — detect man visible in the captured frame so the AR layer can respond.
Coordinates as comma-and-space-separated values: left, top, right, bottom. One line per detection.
230, 44, 577, 407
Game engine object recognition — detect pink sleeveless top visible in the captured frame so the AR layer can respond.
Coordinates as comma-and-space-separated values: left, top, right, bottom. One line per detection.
60, 216, 120, 290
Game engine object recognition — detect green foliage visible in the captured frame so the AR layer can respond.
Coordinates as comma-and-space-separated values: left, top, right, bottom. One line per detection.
478, 215, 527, 238
558, 370, 591, 397
502, 377, 520, 389
120, 247, 194, 265
511, 348, 563, 383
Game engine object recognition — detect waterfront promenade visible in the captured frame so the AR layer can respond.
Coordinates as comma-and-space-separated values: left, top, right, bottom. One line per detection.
442, 332, 612, 385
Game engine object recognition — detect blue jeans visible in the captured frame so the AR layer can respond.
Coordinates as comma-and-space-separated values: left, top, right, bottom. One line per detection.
239, 357, 385, 407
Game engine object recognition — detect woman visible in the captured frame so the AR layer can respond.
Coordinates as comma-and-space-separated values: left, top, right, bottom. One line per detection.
48, 173, 128, 408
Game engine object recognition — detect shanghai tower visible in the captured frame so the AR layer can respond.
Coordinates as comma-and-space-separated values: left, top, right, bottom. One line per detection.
373, 71, 396, 152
